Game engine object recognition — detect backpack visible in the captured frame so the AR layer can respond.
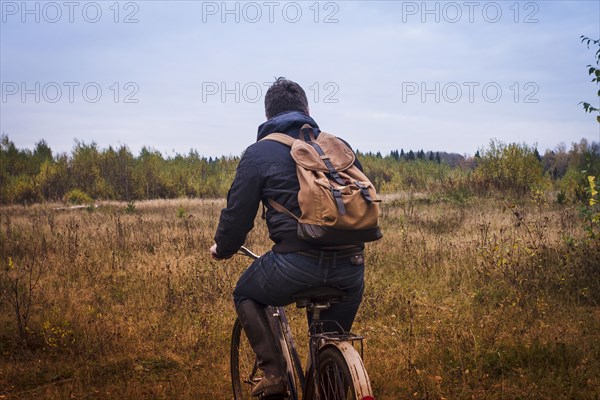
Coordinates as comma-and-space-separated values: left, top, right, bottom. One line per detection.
261, 124, 383, 245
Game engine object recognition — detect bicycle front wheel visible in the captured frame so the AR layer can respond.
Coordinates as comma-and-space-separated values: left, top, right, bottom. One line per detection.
304, 343, 373, 400
231, 317, 262, 400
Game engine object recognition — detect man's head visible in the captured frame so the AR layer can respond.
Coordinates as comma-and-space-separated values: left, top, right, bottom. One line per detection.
264, 77, 309, 119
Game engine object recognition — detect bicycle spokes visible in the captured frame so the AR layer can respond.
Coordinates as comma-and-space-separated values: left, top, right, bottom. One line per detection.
322, 359, 350, 398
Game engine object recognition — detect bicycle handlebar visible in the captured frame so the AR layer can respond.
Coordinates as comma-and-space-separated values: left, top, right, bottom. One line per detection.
238, 246, 259, 260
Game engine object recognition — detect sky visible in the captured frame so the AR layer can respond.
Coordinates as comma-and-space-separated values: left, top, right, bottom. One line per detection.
1, 0, 599, 158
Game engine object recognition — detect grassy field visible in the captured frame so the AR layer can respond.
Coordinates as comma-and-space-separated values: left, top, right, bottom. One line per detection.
1, 196, 599, 399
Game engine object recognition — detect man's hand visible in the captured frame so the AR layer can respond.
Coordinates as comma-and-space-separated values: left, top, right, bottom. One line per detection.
210, 244, 232, 260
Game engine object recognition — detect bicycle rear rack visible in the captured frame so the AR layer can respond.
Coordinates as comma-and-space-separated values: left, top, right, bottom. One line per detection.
310, 320, 366, 359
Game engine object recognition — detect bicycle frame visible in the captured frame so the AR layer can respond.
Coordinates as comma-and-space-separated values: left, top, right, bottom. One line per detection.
271, 306, 304, 400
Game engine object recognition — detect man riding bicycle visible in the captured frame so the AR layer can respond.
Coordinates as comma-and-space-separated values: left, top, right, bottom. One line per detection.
210, 78, 371, 399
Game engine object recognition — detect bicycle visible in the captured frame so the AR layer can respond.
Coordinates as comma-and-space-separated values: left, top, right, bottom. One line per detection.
230, 246, 375, 400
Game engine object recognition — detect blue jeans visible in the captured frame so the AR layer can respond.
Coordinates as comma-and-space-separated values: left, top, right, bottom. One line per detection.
233, 251, 365, 332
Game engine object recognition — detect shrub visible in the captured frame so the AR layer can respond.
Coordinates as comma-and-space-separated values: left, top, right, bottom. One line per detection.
63, 189, 93, 205
125, 202, 137, 214
9, 176, 41, 205
475, 140, 544, 196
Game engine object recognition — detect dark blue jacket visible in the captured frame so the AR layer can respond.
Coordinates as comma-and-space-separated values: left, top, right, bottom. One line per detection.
214, 111, 362, 257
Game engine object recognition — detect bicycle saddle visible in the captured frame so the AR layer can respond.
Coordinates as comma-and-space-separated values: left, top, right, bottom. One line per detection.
291, 286, 346, 308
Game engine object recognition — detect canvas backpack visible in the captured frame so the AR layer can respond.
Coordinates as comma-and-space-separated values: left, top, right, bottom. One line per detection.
261, 124, 383, 245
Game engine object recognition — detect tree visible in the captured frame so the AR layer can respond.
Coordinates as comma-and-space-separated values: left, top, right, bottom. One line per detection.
37, 155, 69, 201
33, 140, 52, 166
579, 36, 600, 124
542, 144, 569, 179
70, 140, 107, 199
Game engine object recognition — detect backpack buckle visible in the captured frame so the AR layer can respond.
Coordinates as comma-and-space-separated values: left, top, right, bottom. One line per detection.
355, 181, 373, 204
331, 187, 346, 215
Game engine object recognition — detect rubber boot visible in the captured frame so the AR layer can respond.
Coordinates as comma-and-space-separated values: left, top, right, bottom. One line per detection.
236, 299, 287, 398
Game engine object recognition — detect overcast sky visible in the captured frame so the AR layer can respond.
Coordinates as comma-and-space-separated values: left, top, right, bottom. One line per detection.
1, 0, 599, 157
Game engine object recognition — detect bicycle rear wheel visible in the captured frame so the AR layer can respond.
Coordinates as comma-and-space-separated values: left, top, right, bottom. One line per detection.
304, 343, 373, 400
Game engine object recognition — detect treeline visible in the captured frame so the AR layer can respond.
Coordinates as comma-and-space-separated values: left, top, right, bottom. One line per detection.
0, 134, 599, 205
362, 139, 599, 202
359, 149, 465, 166
0, 135, 238, 204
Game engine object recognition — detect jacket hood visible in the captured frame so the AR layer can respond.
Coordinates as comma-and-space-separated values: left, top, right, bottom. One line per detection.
256, 111, 319, 142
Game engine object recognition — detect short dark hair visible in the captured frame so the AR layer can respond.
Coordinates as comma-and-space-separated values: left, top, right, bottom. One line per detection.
264, 77, 309, 119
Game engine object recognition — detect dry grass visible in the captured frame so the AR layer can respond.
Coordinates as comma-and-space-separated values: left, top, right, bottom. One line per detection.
1, 197, 599, 399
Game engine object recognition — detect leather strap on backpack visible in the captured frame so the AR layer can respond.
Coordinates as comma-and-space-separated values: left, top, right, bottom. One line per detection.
298, 124, 347, 186
260, 133, 295, 147
331, 188, 346, 215
299, 124, 318, 142
268, 198, 300, 221
308, 141, 347, 186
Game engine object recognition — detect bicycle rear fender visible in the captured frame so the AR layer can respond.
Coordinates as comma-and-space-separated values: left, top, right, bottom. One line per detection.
309, 341, 373, 398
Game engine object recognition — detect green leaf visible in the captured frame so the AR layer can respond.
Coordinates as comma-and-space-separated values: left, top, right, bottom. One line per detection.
597, 115, 600, 123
